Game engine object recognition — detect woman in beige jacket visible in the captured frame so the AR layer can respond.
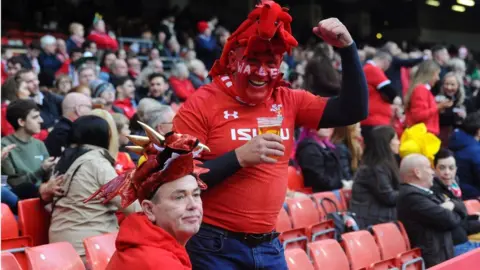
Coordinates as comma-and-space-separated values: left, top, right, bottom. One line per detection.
49, 110, 139, 263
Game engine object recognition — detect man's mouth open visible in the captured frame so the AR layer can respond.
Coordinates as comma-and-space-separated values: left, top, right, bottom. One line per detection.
249, 80, 267, 87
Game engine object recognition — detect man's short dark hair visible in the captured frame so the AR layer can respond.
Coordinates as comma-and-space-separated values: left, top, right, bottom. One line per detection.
6, 99, 39, 130
14, 69, 34, 83
148, 73, 166, 83
82, 40, 95, 51
7, 56, 28, 68
111, 76, 132, 88
434, 148, 455, 166
461, 111, 480, 136
69, 48, 83, 58
432, 45, 446, 54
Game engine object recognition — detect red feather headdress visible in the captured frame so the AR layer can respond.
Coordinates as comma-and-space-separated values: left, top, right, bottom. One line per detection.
209, 0, 298, 77
84, 122, 210, 208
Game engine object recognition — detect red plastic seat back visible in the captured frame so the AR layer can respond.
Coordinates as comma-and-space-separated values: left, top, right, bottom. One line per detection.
464, 200, 480, 215
371, 223, 408, 259
341, 231, 382, 270
83, 232, 118, 270
25, 242, 85, 270
310, 219, 336, 242
1, 203, 19, 239
341, 189, 352, 208
396, 221, 411, 250
2, 236, 33, 270
284, 248, 314, 270
287, 166, 305, 190
276, 207, 292, 233
18, 198, 51, 246
308, 239, 349, 270
279, 228, 308, 250
367, 258, 397, 270
286, 197, 320, 229
312, 192, 345, 219
1, 252, 22, 270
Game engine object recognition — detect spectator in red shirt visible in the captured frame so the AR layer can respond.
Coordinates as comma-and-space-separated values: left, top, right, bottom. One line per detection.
173, 2, 368, 269
87, 14, 118, 51
361, 50, 400, 142
113, 76, 137, 119
405, 60, 453, 135
169, 63, 196, 101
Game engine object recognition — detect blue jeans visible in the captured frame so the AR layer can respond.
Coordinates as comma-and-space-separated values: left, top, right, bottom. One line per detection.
186, 224, 288, 270
454, 241, 480, 257
1, 186, 18, 214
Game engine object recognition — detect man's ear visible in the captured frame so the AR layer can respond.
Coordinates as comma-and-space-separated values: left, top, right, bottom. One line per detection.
17, 118, 26, 128
141, 200, 156, 224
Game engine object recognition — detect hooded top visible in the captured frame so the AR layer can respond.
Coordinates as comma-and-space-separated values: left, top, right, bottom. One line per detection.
106, 213, 191, 270
449, 129, 480, 199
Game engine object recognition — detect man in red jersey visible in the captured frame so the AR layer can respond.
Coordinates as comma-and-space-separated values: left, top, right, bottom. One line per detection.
173, 1, 368, 268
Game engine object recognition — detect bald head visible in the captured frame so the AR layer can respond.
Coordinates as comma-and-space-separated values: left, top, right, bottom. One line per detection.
400, 154, 434, 188
62, 92, 92, 119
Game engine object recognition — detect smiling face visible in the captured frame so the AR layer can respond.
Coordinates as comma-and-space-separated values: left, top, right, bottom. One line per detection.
442, 75, 459, 97
229, 47, 283, 104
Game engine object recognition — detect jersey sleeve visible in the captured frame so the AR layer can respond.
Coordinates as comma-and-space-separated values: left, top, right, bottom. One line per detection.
292, 89, 328, 129
365, 65, 390, 89
172, 90, 210, 144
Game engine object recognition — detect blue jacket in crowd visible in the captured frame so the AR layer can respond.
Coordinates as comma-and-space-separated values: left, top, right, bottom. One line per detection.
449, 129, 480, 199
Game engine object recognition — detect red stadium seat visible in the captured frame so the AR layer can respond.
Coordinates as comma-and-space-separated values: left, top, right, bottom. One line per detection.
287, 166, 305, 191
286, 197, 320, 229
18, 198, 51, 246
371, 223, 409, 259
371, 223, 425, 270
25, 242, 85, 270
1, 252, 22, 270
276, 207, 292, 233
284, 248, 314, 270
84, 232, 118, 270
367, 258, 397, 270
1, 203, 19, 239
464, 200, 480, 215
2, 236, 34, 270
341, 230, 382, 270
279, 227, 308, 250
307, 239, 349, 270
310, 219, 336, 242
312, 192, 346, 219
396, 221, 411, 250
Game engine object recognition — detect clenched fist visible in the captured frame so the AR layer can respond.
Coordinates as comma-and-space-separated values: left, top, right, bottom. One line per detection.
313, 18, 353, 48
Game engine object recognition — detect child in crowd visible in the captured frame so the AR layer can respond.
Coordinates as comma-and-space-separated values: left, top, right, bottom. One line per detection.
112, 113, 135, 175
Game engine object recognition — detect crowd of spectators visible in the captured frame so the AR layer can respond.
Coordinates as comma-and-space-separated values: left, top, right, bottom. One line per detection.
2, 10, 480, 269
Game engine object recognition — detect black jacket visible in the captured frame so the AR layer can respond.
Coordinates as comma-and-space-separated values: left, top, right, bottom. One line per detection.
295, 138, 343, 192
397, 183, 462, 267
431, 177, 480, 245
349, 164, 399, 228
38, 91, 63, 129
44, 117, 73, 157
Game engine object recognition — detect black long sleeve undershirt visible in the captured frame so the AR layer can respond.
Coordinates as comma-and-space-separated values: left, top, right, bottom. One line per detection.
318, 42, 368, 128
201, 42, 368, 187
378, 84, 399, 104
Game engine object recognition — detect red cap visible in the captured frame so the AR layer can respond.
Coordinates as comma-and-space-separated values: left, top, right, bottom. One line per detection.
197, 21, 210, 33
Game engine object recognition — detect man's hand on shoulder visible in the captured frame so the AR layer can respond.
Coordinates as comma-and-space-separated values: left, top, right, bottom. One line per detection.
313, 18, 353, 48
235, 134, 285, 167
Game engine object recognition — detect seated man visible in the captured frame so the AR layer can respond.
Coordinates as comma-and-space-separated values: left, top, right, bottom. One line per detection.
1, 99, 62, 201
85, 130, 210, 269
397, 154, 462, 268
431, 148, 480, 256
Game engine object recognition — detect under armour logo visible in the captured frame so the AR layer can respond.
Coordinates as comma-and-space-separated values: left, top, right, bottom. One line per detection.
224, 110, 239, 119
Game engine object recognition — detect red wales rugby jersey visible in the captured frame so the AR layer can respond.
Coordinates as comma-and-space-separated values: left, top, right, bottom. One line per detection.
173, 75, 327, 233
